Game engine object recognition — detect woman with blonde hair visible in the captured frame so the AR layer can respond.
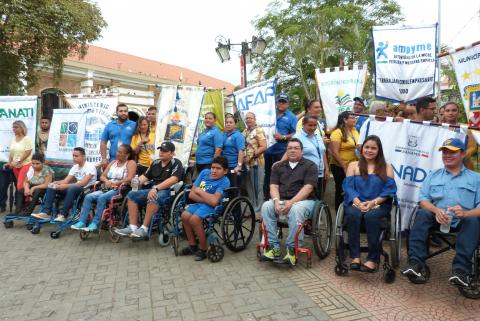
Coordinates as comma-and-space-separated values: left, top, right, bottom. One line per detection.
3, 120, 33, 190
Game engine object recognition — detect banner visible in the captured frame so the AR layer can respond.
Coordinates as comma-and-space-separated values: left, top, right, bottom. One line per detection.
0, 96, 37, 162
315, 65, 367, 129
364, 119, 465, 229
63, 95, 118, 164
372, 24, 438, 102
155, 85, 205, 167
46, 109, 87, 164
197, 89, 224, 133
234, 78, 276, 147
450, 43, 480, 127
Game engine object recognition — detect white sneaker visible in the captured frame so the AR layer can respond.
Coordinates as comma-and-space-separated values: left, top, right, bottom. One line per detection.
54, 214, 66, 222
31, 212, 52, 220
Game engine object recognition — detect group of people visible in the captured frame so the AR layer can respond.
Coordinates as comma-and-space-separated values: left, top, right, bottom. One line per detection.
0, 95, 479, 280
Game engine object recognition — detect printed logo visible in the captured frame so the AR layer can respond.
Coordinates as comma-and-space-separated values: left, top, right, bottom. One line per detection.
59, 122, 78, 148
407, 135, 419, 148
376, 41, 389, 59
394, 134, 429, 158
335, 90, 353, 112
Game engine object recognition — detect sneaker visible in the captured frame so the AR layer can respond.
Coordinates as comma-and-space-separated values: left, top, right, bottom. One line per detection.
449, 270, 471, 288
131, 227, 148, 238
281, 248, 297, 266
71, 222, 86, 230
31, 212, 52, 220
194, 249, 207, 261
54, 214, 66, 222
86, 222, 98, 232
402, 261, 422, 277
114, 226, 134, 237
260, 247, 281, 261
180, 245, 198, 256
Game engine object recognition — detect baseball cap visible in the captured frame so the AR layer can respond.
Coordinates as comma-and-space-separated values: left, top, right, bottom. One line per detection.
353, 97, 365, 105
157, 141, 175, 152
277, 93, 289, 102
438, 138, 465, 151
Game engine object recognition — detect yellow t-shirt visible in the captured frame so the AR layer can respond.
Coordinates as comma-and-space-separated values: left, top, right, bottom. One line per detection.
10, 136, 33, 166
329, 128, 359, 166
130, 132, 156, 167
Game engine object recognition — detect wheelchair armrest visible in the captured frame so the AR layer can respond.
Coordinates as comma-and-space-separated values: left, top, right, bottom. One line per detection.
171, 181, 184, 194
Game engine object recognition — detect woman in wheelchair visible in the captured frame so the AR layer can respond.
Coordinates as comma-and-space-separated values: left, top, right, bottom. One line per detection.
71, 145, 136, 231
14, 152, 53, 216
180, 156, 230, 261
343, 135, 397, 272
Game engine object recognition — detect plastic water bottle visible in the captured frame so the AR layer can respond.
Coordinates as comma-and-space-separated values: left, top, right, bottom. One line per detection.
278, 200, 286, 221
131, 175, 139, 192
440, 210, 454, 233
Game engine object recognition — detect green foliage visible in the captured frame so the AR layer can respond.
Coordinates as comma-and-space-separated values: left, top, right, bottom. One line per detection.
0, 0, 107, 95
253, 0, 403, 110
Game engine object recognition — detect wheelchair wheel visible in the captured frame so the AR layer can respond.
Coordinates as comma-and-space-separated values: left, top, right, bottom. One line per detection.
109, 226, 120, 243
334, 263, 348, 276
31, 225, 40, 234
79, 230, 90, 240
458, 279, 480, 299
4, 221, 13, 228
383, 267, 396, 284
158, 232, 170, 247
221, 196, 255, 252
207, 244, 224, 263
390, 206, 402, 269
50, 231, 60, 239
171, 235, 179, 256
25, 223, 33, 230
311, 202, 333, 259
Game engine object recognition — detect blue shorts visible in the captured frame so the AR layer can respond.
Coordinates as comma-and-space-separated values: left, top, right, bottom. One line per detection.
127, 189, 170, 206
185, 203, 215, 219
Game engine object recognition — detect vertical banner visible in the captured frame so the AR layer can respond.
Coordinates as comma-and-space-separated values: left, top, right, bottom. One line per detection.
0, 96, 37, 162
46, 109, 87, 164
197, 89, 225, 133
234, 78, 276, 147
63, 95, 118, 164
450, 43, 480, 127
315, 65, 367, 129
372, 24, 438, 102
155, 85, 205, 167
365, 119, 465, 229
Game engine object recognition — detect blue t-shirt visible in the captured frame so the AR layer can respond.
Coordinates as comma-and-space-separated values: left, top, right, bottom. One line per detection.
266, 110, 297, 155
101, 119, 136, 160
196, 126, 223, 165
222, 129, 246, 168
294, 129, 326, 177
194, 169, 230, 198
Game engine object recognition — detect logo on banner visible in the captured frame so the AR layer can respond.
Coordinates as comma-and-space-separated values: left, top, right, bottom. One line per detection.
407, 135, 419, 147
335, 90, 353, 112
394, 138, 429, 158
59, 122, 78, 148
376, 41, 389, 60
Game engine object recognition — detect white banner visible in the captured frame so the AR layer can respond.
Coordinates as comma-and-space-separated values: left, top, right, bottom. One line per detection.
46, 109, 87, 164
315, 66, 367, 129
364, 119, 465, 229
234, 78, 277, 147
0, 96, 37, 162
372, 24, 438, 102
155, 85, 205, 167
64, 95, 118, 164
450, 43, 480, 127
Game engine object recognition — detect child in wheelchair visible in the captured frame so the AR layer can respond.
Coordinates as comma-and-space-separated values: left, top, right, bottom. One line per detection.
180, 156, 230, 261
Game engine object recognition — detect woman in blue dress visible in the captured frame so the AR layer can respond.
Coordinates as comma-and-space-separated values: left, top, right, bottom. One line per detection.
222, 113, 245, 187
195, 112, 223, 174
343, 135, 397, 272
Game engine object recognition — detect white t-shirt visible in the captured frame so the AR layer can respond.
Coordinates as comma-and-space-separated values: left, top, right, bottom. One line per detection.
68, 162, 97, 187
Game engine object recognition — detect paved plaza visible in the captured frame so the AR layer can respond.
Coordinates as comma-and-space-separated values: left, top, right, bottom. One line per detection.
0, 184, 479, 321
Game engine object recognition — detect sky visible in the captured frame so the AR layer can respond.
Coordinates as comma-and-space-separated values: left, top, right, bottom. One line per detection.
93, 0, 480, 87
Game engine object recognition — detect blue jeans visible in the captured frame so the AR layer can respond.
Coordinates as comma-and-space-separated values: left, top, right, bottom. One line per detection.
127, 189, 171, 207
78, 190, 118, 225
40, 186, 83, 216
261, 199, 315, 250
344, 204, 391, 262
408, 208, 480, 273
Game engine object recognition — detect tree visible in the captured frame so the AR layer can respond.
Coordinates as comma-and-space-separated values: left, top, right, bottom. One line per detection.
0, 0, 107, 95
253, 0, 402, 113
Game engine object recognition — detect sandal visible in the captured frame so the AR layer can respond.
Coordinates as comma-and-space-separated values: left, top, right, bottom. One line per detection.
360, 262, 378, 273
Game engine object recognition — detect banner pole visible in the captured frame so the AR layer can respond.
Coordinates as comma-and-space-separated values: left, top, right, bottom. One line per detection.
438, 40, 480, 58
436, 0, 441, 100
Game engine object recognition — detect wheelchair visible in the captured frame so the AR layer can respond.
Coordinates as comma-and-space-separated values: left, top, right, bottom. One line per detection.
78, 184, 131, 242
406, 206, 480, 299
169, 185, 256, 262
256, 200, 333, 267
334, 199, 401, 283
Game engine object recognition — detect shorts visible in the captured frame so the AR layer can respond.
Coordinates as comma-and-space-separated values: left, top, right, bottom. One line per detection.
127, 189, 170, 206
185, 203, 215, 219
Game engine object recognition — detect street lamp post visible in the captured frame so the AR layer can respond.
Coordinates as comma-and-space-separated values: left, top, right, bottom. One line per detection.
215, 35, 267, 88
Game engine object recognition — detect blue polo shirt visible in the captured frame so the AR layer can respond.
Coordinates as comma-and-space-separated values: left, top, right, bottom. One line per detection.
419, 166, 480, 227
196, 126, 223, 165
222, 129, 246, 168
194, 169, 230, 196
294, 129, 326, 177
266, 109, 297, 155
101, 119, 136, 160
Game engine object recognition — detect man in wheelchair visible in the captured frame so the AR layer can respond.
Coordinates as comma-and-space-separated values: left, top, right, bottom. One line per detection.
402, 138, 480, 287
261, 138, 318, 266
180, 156, 230, 261
114, 141, 183, 238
